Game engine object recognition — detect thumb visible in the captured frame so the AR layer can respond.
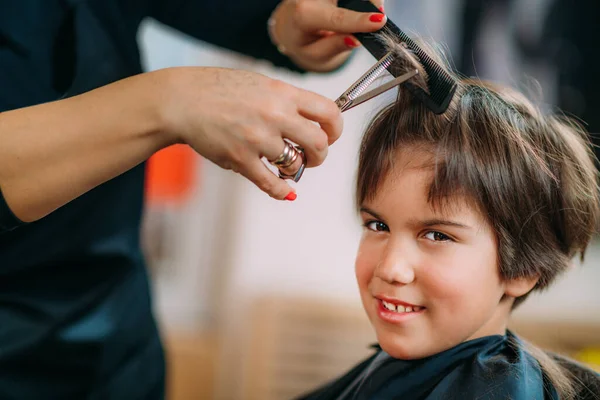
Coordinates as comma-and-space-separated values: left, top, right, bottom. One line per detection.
240, 160, 297, 201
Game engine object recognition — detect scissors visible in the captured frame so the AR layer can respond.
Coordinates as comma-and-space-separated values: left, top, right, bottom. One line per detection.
278, 50, 419, 182
335, 51, 419, 112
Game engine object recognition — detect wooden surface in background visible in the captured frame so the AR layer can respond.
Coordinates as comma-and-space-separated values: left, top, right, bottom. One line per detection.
510, 319, 600, 355
164, 331, 218, 400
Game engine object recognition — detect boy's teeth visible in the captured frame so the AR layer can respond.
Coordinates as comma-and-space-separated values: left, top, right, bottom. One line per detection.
382, 300, 422, 313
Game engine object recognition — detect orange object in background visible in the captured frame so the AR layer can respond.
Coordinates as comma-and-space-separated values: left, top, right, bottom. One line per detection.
144, 144, 199, 206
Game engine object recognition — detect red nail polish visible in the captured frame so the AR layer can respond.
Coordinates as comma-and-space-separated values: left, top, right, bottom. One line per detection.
344, 36, 357, 48
379, 6, 385, 12
369, 13, 385, 23
285, 192, 297, 201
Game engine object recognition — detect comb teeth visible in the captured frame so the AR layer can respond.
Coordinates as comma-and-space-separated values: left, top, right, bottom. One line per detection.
339, 0, 458, 114
393, 30, 457, 114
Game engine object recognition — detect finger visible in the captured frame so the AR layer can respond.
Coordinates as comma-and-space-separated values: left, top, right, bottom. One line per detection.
263, 138, 304, 170
266, 118, 329, 168
277, 146, 305, 178
240, 159, 296, 201
294, 2, 387, 34
263, 138, 305, 180
294, 91, 343, 146
317, 30, 336, 37
301, 33, 360, 64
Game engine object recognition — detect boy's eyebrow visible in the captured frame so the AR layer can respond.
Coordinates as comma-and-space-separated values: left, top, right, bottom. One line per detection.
359, 207, 385, 221
360, 207, 472, 230
416, 219, 472, 230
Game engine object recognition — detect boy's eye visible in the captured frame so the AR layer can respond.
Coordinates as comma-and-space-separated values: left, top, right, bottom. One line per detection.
365, 221, 389, 232
424, 231, 451, 242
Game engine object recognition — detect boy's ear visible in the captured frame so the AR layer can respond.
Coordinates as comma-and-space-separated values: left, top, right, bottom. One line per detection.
504, 275, 539, 298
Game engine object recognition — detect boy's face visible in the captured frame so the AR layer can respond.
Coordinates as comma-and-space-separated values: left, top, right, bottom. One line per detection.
356, 149, 512, 360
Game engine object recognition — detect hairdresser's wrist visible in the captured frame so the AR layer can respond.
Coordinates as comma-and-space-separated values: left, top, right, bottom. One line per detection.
147, 68, 189, 148
267, 2, 289, 56
268, 7, 350, 72
95, 70, 176, 154
267, 7, 325, 72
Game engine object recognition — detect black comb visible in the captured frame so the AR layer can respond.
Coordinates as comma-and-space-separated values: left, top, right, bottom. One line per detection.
339, 0, 457, 114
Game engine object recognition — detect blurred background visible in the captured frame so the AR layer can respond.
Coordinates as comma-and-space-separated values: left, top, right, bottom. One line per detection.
137, 1, 600, 398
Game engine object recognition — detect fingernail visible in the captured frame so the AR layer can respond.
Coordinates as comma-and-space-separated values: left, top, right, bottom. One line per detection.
379, 6, 385, 12
285, 192, 297, 201
370, 13, 385, 23
344, 36, 359, 48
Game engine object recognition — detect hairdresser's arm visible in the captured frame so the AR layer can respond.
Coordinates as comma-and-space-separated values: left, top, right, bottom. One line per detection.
0, 67, 342, 226
149, 0, 385, 73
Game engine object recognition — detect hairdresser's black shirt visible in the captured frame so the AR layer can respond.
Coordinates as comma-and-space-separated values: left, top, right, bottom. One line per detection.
0, 1, 299, 398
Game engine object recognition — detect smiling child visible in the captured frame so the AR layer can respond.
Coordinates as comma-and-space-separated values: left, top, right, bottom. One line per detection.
298, 37, 600, 400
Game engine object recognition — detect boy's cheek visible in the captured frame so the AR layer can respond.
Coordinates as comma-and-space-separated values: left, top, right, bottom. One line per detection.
355, 248, 378, 286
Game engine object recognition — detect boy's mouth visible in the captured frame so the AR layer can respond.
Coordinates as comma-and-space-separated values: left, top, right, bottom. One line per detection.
381, 300, 424, 313
376, 296, 425, 314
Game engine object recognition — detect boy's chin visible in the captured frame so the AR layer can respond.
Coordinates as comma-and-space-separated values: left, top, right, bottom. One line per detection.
376, 331, 436, 360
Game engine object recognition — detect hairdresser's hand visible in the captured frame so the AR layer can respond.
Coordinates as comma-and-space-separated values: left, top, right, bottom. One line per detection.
159, 67, 343, 200
269, 0, 387, 72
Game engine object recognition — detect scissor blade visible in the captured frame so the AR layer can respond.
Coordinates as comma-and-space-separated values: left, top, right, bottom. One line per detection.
344, 69, 419, 111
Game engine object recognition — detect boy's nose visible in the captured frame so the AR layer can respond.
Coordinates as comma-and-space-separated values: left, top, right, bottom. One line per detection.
374, 241, 416, 285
